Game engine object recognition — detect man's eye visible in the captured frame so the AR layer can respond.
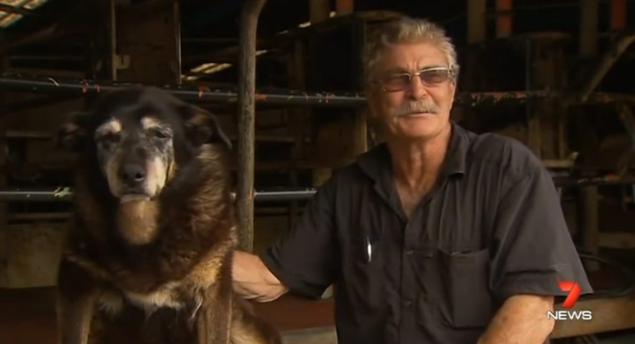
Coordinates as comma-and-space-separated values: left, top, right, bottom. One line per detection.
151, 129, 172, 139
420, 69, 450, 84
383, 75, 410, 90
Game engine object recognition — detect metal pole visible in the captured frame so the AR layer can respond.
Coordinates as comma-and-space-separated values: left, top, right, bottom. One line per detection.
237, 0, 266, 252
0, 189, 318, 202
0, 76, 366, 107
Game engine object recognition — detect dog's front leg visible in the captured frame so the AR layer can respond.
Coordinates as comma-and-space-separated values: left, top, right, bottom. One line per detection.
196, 255, 233, 344
57, 259, 99, 344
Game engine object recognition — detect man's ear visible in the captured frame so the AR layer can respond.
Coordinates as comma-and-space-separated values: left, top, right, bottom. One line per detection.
181, 105, 232, 149
58, 112, 90, 152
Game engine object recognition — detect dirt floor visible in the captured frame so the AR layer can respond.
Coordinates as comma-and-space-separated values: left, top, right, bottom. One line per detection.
0, 287, 335, 344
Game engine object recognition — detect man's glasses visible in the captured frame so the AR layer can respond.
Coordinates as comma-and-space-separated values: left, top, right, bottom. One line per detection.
377, 66, 455, 92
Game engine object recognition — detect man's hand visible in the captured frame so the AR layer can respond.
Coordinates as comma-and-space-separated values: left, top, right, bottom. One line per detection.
232, 250, 289, 302
478, 294, 555, 344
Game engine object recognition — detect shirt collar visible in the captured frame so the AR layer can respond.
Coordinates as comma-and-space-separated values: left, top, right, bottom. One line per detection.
357, 121, 470, 182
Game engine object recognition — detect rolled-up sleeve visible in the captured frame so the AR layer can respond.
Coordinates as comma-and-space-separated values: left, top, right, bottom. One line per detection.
260, 178, 339, 299
490, 162, 593, 302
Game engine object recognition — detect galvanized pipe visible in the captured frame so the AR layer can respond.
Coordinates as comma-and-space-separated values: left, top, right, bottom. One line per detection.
4, 176, 635, 203
0, 189, 317, 202
9, 75, 635, 106
236, 0, 266, 251
0, 76, 366, 107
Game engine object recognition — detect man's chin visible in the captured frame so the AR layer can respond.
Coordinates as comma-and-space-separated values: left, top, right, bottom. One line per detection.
119, 194, 152, 203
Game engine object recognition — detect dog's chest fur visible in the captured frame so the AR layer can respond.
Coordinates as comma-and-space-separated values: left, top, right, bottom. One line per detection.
91, 239, 230, 315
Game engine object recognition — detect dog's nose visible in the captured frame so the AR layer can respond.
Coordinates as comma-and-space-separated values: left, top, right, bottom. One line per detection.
121, 164, 146, 185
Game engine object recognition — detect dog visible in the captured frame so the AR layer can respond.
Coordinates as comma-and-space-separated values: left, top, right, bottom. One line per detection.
57, 86, 281, 344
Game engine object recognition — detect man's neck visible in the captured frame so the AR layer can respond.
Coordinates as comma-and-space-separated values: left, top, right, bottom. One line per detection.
387, 123, 452, 194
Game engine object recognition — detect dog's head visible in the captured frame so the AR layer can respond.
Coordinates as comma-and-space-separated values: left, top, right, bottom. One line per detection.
60, 87, 231, 203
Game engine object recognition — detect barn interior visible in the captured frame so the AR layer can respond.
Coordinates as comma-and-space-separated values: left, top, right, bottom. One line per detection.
1, 0, 635, 343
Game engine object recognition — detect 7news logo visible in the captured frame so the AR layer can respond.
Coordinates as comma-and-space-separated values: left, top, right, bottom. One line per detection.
546, 281, 593, 321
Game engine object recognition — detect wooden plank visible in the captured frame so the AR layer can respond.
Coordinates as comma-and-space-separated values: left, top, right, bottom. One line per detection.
580, 0, 599, 57
0, 139, 7, 286
580, 186, 600, 271
335, 0, 354, 15
310, 0, 331, 24
598, 232, 635, 249
467, 0, 487, 44
528, 114, 542, 158
496, 0, 513, 38
114, 0, 181, 84
611, 0, 627, 31
552, 295, 635, 338
287, 39, 309, 231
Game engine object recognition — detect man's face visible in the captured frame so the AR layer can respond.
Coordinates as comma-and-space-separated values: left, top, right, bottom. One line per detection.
368, 42, 456, 142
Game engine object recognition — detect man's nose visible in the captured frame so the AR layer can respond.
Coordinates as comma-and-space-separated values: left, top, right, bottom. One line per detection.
408, 75, 428, 99
120, 163, 146, 186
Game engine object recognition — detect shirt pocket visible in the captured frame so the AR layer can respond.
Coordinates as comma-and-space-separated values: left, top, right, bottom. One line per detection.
438, 248, 495, 328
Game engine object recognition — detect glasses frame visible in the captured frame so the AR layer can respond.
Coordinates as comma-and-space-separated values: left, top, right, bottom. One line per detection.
375, 66, 456, 92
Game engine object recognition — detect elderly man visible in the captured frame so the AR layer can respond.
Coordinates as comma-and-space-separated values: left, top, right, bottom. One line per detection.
233, 17, 592, 344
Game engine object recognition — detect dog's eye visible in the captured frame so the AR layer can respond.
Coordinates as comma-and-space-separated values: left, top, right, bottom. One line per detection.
97, 133, 120, 143
150, 129, 172, 140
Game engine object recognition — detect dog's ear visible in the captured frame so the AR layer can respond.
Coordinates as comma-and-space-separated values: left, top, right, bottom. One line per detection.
181, 105, 232, 149
58, 112, 90, 151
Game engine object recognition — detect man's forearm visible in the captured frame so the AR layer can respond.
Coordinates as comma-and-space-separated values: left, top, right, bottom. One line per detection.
478, 294, 555, 344
232, 250, 289, 302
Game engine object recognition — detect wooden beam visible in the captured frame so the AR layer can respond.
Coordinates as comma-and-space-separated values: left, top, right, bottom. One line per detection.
114, 0, 181, 84
496, 0, 513, 38
611, 0, 627, 31
580, 186, 600, 271
336, 0, 354, 15
580, 0, 599, 57
310, 0, 330, 24
0, 4, 34, 16
598, 232, 635, 249
467, 0, 487, 44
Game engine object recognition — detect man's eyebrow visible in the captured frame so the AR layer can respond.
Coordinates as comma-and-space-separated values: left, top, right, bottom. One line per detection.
418, 64, 448, 70
382, 67, 410, 75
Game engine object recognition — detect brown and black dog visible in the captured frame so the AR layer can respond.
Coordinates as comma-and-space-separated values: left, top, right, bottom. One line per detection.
58, 87, 280, 344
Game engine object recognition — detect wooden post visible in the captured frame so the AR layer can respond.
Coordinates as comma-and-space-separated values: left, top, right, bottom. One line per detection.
467, 0, 487, 44
0, 138, 7, 286
336, 0, 354, 15
237, 0, 267, 252
580, 0, 599, 57
529, 34, 569, 159
113, 0, 181, 84
496, 0, 513, 38
611, 0, 627, 32
287, 40, 308, 231
580, 186, 600, 271
310, 0, 331, 23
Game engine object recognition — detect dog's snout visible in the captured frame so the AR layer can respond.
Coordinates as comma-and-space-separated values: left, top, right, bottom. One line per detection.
121, 164, 146, 185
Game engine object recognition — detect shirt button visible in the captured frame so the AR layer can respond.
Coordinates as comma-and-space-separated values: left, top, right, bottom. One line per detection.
403, 299, 413, 308
405, 250, 414, 256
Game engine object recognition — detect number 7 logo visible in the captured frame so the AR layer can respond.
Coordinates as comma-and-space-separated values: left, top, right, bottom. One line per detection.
559, 281, 581, 309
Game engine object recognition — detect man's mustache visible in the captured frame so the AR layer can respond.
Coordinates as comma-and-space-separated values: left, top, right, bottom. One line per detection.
395, 101, 440, 117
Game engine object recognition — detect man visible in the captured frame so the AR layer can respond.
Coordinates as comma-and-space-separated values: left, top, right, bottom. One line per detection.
233, 17, 592, 344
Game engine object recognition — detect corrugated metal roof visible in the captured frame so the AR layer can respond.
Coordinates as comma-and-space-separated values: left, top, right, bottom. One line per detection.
0, 0, 48, 28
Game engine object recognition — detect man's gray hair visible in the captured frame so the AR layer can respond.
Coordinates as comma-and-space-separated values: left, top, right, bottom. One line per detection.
363, 17, 460, 85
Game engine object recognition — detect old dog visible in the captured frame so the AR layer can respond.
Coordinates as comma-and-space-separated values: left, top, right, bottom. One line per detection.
58, 87, 280, 344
